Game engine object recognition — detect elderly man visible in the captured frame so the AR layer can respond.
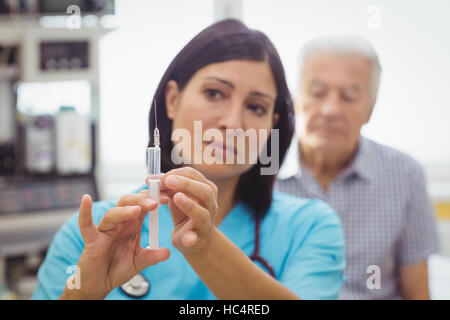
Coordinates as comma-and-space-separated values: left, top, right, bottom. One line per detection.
276, 36, 440, 299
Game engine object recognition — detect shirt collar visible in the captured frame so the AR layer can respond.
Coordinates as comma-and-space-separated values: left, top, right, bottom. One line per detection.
278, 135, 374, 182
339, 136, 373, 181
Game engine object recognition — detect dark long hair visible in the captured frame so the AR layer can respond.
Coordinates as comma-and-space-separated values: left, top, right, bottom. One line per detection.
148, 19, 295, 218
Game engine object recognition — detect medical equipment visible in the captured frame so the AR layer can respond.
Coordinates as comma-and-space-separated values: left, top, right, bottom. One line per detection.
55, 106, 92, 175
119, 273, 150, 298
119, 100, 160, 297
147, 100, 160, 250
25, 115, 55, 174
249, 214, 275, 278
119, 213, 274, 298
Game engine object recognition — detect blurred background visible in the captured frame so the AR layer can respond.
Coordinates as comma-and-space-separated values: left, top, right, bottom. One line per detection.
0, 0, 449, 299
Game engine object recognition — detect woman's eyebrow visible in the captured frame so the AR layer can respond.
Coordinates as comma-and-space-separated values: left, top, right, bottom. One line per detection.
204, 76, 275, 102
204, 76, 234, 89
249, 91, 275, 102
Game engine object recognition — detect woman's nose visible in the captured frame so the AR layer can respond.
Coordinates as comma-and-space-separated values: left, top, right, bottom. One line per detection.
217, 103, 244, 130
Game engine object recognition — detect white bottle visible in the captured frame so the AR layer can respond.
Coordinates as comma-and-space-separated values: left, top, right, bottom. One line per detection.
55, 106, 92, 175
25, 115, 55, 174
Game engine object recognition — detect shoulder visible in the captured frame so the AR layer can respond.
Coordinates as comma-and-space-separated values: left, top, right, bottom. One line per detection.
364, 137, 420, 168
267, 191, 345, 298
363, 136, 425, 178
268, 191, 343, 235
271, 191, 339, 218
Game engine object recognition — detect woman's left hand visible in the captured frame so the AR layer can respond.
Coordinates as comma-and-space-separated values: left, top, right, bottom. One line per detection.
148, 167, 219, 255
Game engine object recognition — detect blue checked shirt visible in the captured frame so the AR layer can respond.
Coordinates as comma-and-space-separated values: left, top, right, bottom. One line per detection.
276, 135, 440, 299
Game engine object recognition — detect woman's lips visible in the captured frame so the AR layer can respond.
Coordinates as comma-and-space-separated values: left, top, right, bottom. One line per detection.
204, 141, 237, 155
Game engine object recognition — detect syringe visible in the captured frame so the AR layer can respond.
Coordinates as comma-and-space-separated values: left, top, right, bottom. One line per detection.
147, 100, 160, 249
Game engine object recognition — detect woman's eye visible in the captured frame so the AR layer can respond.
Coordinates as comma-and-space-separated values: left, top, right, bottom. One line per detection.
248, 104, 267, 116
204, 89, 223, 101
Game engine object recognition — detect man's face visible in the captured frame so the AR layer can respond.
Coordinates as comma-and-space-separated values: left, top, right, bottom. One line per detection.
297, 52, 374, 156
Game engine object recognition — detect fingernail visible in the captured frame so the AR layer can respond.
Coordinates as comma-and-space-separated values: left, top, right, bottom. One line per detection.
130, 206, 141, 212
166, 175, 179, 188
176, 193, 186, 205
145, 199, 155, 207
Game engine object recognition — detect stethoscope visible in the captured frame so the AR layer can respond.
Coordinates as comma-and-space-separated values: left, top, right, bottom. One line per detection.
249, 214, 276, 278
120, 214, 275, 298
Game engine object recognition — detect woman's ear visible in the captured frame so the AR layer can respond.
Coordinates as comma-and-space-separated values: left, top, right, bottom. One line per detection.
165, 80, 180, 120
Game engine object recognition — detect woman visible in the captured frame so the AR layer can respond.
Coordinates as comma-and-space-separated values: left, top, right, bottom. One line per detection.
32, 19, 345, 300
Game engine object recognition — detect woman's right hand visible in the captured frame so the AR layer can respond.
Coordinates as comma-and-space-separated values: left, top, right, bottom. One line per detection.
60, 192, 170, 300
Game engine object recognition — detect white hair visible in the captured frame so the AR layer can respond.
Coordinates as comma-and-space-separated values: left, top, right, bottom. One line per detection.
298, 35, 382, 103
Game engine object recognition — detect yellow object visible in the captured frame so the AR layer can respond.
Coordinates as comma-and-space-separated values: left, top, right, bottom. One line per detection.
435, 203, 450, 220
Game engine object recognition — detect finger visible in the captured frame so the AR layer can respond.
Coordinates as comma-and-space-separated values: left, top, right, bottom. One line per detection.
167, 200, 188, 227
135, 247, 171, 272
116, 193, 158, 213
163, 174, 217, 214
145, 174, 167, 190
78, 194, 96, 243
164, 167, 217, 196
160, 193, 170, 204
140, 188, 170, 204
182, 230, 198, 247
173, 192, 210, 227
97, 206, 142, 232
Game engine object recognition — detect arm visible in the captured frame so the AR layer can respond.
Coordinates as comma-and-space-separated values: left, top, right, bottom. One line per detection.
159, 167, 347, 300
160, 167, 299, 299
185, 199, 345, 300
398, 261, 430, 300
184, 228, 299, 300
396, 160, 440, 300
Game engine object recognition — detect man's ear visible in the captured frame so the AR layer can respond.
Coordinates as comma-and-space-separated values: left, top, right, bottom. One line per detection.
165, 80, 180, 120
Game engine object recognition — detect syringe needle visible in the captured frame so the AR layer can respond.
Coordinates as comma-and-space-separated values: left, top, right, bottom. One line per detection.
154, 99, 158, 129
153, 99, 160, 147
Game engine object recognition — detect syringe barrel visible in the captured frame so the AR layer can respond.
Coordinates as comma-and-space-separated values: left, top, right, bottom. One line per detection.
147, 146, 161, 175
148, 179, 160, 249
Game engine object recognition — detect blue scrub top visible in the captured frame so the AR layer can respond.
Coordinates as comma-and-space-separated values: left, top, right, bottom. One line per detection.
32, 188, 345, 300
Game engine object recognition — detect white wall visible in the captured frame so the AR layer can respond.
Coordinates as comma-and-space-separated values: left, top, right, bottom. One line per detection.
99, 0, 213, 198
99, 0, 450, 199
242, 0, 450, 199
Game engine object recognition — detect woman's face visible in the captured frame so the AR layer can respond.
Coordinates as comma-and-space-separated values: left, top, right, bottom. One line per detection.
165, 59, 279, 180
